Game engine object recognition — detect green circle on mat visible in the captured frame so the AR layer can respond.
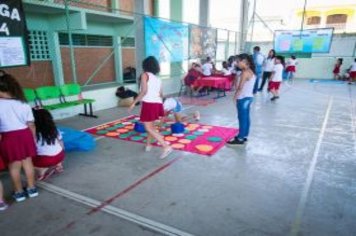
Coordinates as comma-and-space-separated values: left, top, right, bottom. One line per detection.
128, 131, 137, 135
184, 129, 190, 134
193, 131, 204, 136
114, 124, 125, 128
131, 136, 144, 141
161, 131, 171, 135
119, 133, 131, 139
107, 127, 117, 131
185, 135, 197, 140
143, 139, 155, 144
140, 133, 148, 137
96, 130, 108, 135
207, 136, 222, 142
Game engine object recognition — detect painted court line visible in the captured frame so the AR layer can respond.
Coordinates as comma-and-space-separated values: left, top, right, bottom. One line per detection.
38, 181, 194, 236
289, 96, 333, 236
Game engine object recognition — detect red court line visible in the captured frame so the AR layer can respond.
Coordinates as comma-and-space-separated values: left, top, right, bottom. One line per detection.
87, 155, 185, 215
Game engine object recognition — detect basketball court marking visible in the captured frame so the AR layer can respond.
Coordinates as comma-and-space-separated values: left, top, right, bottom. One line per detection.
37, 181, 194, 236
290, 96, 333, 236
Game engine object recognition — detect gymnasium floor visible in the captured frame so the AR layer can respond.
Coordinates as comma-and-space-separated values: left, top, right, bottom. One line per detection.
0, 80, 355, 236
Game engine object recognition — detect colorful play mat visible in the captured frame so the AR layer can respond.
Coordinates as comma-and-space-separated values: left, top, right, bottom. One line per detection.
85, 115, 238, 156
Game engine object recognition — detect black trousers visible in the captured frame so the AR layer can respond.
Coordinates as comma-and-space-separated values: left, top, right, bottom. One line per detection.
259, 71, 272, 90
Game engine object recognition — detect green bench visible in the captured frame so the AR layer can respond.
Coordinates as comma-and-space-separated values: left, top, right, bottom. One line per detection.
24, 84, 97, 118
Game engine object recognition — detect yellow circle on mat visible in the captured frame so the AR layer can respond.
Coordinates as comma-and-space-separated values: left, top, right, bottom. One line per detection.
122, 122, 131, 125
171, 143, 185, 149
178, 139, 191, 144
188, 124, 199, 127
186, 127, 197, 131
165, 136, 178, 142
106, 132, 119, 137
202, 126, 213, 129
117, 128, 129, 133
195, 144, 213, 152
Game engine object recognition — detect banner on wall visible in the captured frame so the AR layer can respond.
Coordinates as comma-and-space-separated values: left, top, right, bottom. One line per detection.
189, 26, 217, 59
0, 0, 30, 68
144, 16, 188, 62
274, 28, 334, 54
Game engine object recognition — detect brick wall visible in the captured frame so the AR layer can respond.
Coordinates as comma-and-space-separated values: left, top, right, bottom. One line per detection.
4, 61, 55, 89
61, 47, 116, 85
119, 0, 133, 13
122, 48, 135, 69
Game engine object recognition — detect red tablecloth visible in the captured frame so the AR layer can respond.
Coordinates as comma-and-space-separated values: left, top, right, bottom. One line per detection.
194, 76, 232, 90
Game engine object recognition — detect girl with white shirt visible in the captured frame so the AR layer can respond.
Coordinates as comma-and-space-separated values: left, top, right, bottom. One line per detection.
129, 56, 173, 159
269, 56, 285, 101
201, 57, 213, 76
348, 58, 356, 84
227, 54, 256, 146
0, 72, 38, 202
32, 108, 65, 181
286, 55, 298, 81
259, 49, 275, 91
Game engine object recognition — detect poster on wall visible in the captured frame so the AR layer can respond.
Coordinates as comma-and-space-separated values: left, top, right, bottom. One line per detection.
189, 26, 217, 59
0, 0, 30, 68
144, 16, 188, 62
274, 28, 334, 54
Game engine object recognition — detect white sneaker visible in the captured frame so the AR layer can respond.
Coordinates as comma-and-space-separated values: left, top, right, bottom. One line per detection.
160, 147, 173, 159
145, 145, 152, 152
194, 111, 201, 121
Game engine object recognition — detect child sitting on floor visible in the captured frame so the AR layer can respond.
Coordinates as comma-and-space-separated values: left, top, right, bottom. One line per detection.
32, 108, 65, 181
162, 97, 200, 123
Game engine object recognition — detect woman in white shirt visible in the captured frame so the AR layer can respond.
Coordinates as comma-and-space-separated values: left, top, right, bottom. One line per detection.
258, 49, 275, 91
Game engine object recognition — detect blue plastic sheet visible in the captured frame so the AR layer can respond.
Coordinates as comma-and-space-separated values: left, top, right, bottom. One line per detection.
58, 126, 96, 152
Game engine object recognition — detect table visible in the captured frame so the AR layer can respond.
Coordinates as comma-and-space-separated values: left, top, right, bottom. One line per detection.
194, 76, 233, 98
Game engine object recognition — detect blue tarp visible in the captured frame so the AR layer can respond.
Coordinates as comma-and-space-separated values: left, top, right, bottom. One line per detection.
58, 126, 96, 152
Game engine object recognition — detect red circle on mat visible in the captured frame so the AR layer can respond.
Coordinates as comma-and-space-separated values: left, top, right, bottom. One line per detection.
195, 144, 213, 152
126, 125, 134, 130
117, 128, 129, 133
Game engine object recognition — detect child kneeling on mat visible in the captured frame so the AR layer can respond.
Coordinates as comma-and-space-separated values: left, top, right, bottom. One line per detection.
32, 108, 65, 181
163, 97, 200, 123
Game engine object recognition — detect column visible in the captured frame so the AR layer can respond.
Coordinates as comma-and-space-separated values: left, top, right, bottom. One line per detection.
199, 0, 210, 27
47, 31, 65, 86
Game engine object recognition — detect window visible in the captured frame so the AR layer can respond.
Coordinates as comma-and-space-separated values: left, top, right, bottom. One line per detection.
28, 30, 50, 61
326, 14, 347, 24
121, 37, 135, 47
306, 16, 321, 25
59, 33, 113, 47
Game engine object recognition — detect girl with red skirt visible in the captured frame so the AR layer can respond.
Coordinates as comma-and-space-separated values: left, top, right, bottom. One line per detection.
0, 155, 8, 210
333, 58, 343, 80
129, 56, 173, 159
32, 108, 65, 181
0, 71, 38, 202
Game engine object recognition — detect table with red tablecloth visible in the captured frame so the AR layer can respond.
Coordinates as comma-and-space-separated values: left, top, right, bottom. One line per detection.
193, 75, 233, 98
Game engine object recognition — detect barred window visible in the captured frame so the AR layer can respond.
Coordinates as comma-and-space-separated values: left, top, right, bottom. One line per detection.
121, 37, 135, 47
28, 30, 50, 61
59, 33, 113, 47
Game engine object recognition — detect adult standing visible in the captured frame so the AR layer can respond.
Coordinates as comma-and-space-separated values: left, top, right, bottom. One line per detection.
128, 56, 173, 159
258, 49, 276, 91
252, 46, 264, 94
227, 54, 256, 145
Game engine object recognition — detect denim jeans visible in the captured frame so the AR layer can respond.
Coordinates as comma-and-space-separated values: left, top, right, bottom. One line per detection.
236, 97, 253, 139
253, 66, 263, 94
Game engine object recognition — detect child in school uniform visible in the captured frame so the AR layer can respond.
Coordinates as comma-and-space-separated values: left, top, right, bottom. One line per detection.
162, 97, 200, 123
32, 108, 65, 181
333, 58, 343, 80
269, 56, 285, 101
128, 56, 173, 158
285, 55, 298, 81
348, 58, 356, 84
0, 156, 8, 211
0, 71, 39, 202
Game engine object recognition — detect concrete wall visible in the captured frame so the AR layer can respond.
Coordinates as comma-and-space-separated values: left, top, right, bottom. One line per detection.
250, 34, 356, 79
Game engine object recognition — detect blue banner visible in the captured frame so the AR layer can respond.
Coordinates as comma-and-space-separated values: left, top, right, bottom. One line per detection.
144, 17, 188, 62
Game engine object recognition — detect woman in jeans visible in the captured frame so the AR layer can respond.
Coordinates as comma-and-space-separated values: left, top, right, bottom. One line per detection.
227, 53, 256, 145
